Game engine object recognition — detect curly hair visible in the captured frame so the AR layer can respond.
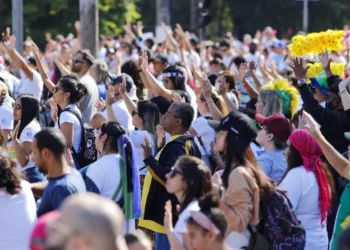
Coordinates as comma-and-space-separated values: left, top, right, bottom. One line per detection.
0, 151, 22, 195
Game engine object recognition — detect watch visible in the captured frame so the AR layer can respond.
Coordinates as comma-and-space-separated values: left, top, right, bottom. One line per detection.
297, 78, 306, 85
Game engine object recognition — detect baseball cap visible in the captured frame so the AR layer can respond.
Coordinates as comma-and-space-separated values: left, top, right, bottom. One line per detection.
109, 73, 134, 92
26, 56, 37, 66
30, 211, 61, 250
208, 111, 258, 143
274, 40, 286, 48
255, 113, 292, 143
107, 47, 116, 54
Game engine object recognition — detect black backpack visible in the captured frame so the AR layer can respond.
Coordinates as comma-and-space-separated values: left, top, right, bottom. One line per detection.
258, 189, 306, 250
58, 108, 97, 169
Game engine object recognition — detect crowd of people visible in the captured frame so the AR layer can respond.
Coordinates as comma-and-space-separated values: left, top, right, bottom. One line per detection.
2, 20, 350, 250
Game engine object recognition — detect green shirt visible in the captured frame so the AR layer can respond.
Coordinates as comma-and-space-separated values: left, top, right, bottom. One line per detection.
330, 171, 350, 250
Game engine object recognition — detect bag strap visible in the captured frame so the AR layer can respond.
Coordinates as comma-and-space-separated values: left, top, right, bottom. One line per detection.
58, 108, 86, 153
112, 180, 123, 201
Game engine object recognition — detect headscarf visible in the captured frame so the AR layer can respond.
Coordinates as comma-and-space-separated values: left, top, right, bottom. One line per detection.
289, 129, 331, 224
117, 134, 142, 220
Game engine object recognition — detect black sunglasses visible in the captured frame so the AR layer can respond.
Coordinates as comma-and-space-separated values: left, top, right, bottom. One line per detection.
73, 58, 84, 64
169, 167, 183, 178
12, 103, 22, 110
52, 86, 66, 93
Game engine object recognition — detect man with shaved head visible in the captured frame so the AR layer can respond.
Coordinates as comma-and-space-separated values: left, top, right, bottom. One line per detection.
45, 193, 128, 250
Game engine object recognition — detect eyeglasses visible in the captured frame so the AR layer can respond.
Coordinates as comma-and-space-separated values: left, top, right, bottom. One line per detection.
52, 86, 65, 93
72, 58, 84, 64
168, 167, 183, 178
12, 103, 22, 110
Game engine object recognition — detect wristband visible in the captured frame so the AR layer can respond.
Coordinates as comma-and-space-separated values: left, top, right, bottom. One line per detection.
243, 80, 249, 88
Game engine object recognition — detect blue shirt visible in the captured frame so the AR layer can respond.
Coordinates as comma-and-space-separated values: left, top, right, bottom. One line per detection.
37, 168, 86, 216
258, 149, 287, 183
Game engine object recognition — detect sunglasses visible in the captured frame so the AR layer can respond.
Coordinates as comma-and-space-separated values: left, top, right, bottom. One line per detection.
12, 103, 22, 110
52, 86, 65, 93
72, 58, 84, 64
168, 167, 183, 178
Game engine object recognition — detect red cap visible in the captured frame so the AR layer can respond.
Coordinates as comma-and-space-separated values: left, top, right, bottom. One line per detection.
30, 211, 61, 250
255, 113, 292, 143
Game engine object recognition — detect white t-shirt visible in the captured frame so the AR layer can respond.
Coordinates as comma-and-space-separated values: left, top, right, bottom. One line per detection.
102, 99, 134, 131
79, 73, 99, 123
0, 180, 37, 250
86, 154, 122, 201
185, 85, 198, 120
17, 70, 43, 101
129, 130, 156, 175
0, 103, 13, 130
223, 54, 234, 68
279, 166, 328, 250
55, 104, 83, 153
174, 200, 200, 246
16, 120, 41, 172
191, 115, 215, 155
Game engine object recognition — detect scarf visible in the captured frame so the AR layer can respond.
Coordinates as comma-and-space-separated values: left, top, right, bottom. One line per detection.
289, 129, 331, 224
117, 135, 142, 220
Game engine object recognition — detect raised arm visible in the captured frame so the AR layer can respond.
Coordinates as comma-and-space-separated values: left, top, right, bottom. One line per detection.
247, 61, 263, 92
119, 73, 137, 115
303, 111, 350, 180
3, 31, 34, 80
31, 42, 55, 92
202, 74, 224, 120
338, 77, 350, 111
53, 53, 71, 76
105, 86, 119, 123
218, 75, 236, 113
237, 63, 259, 99
318, 50, 333, 78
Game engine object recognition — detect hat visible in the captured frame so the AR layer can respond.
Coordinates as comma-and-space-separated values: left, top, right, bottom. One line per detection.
274, 40, 286, 48
255, 113, 292, 143
153, 55, 168, 64
30, 211, 61, 250
26, 56, 37, 66
109, 73, 134, 92
208, 111, 258, 143
310, 71, 329, 97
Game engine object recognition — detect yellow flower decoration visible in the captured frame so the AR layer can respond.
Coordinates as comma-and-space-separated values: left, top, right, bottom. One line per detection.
306, 62, 346, 81
261, 79, 299, 117
288, 30, 345, 56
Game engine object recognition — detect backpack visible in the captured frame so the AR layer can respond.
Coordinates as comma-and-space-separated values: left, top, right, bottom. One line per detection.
259, 189, 306, 250
58, 108, 97, 169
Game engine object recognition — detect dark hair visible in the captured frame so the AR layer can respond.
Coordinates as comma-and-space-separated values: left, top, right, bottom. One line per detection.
78, 49, 95, 68
219, 40, 230, 48
172, 103, 194, 130
187, 193, 227, 239
16, 94, 40, 139
162, 65, 186, 92
0, 151, 22, 195
100, 122, 134, 192
34, 128, 67, 159
176, 156, 213, 212
338, 226, 350, 250
58, 74, 88, 104
212, 52, 223, 60
137, 101, 160, 142
121, 60, 143, 99
232, 56, 247, 69
222, 71, 240, 104
221, 131, 275, 199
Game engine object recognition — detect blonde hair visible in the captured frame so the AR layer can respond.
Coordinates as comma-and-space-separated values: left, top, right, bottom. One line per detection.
260, 90, 282, 117
200, 89, 228, 116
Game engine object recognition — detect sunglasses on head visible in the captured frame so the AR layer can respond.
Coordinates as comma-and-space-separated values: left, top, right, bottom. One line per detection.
12, 103, 22, 110
168, 167, 183, 178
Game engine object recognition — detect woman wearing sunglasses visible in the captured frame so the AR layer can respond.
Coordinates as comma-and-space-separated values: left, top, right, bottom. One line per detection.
84, 121, 141, 233
186, 194, 230, 250
164, 156, 213, 249
11, 94, 44, 183
51, 75, 87, 168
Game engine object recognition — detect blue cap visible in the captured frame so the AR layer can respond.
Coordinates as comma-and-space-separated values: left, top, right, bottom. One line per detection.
109, 73, 134, 92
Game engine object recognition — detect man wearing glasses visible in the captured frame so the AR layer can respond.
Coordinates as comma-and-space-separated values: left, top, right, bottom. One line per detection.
72, 50, 99, 123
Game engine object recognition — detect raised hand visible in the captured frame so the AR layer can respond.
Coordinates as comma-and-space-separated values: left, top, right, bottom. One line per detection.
318, 50, 331, 71
140, 50, 148, 71
302, 111, 322, 139
217, 75, 227, 95
12, 120, 21, 144
156, 124, 166, 149
106, 86, 115, 107
290, 57, 309, 79
172, 92, 185, 103
119, 74, 127, 98
236, 63, 248, 82
49, 101, 58, 122
164, 200, 174, 234
141, 135, 153, 159
95, 98, 106, 112
247, 61, 257, 76
201, 73, 212, 100
3, 34, 16, 50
